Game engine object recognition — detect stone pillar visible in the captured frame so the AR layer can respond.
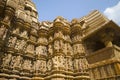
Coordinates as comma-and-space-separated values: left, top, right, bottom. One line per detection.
100, 32, 114, 47
32, 25, 48, 80
71, 19, 90, 80
0, 0, 16, 47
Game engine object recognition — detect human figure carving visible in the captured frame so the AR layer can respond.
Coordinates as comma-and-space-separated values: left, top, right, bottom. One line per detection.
48, 45, 53, 55
0, 25, 6, 39
8, 36, 17, 47
2, 54, 12, 67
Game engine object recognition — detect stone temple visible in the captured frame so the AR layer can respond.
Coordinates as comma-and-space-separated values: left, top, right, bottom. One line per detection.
0, 0, 120, 80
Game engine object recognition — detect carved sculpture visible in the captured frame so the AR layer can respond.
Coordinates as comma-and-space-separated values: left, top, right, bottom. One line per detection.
36, 45, 47, 56
0, 25, 7, 39
20, 30, 28, 38
48, 44, 53, 55
52, 56, 65, 70
2, 54, 12, 67
47, 59, 52, 71
22, 59, 32, 70
15, 40, 26, 50
12, 55, 22, 68
8, 36, 17, 47
26, 44, 34, 54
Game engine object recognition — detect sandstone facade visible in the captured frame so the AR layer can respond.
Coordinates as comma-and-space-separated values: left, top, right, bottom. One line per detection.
0, 0, 120, 80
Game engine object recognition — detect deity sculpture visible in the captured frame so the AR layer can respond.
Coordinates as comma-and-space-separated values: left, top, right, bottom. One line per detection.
36, 46, 47, 56
2, 54, 12, 67
47, 59, 52, 71
26, 44, 34, 54
39, 60, 47, 73
11, 55, 22, 69
54, 40, 63, 52
22, 60, 32, 70
0, 25, 7, 39
15, 40, 26, 50
74, 59, 79, 71
7, 36, 17, 47
52, 56, 65, 70
48, 44, 53, 55
33, 60, 41, 72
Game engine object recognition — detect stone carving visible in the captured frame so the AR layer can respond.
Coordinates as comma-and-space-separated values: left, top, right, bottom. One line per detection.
49, 36, 53, 42
15, 40, 26, 50
39, 60, 47, 73
65, 57, 73, 71
72, 35, 81, 42
64, 35, 71, 41
54, 40, 63, 52
2, 54, 12, 67
54, 31, 64, 38
7, 36, 17, 47
26, 44, 34, 54
36, 45, 47, 56
47, 59, 52, 71
10, 55, 22, 69
73, 58, 88, 72
0, 25, 7, 39
20, 30, 28, 38
52, 56, 65, 70
74, 59, 79, 71
37, 37, 48, 44
22, 59, 32, 70
33, 60, 47, 73
33, 60, 41, 72
73, 44, 85, 55
12, 28, 20, 34
48, 44, 53, 55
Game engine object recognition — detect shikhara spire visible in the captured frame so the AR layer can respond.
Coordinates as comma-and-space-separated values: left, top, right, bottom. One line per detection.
0, 0, 120, 80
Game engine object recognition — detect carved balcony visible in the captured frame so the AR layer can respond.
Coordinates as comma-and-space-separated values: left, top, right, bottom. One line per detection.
87, 45, 120, 67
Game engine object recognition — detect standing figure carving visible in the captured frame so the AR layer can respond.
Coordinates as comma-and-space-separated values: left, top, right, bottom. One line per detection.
2, 54, 12, 67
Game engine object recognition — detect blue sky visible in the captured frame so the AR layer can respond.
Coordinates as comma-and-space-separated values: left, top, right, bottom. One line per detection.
33, 0, 120, 24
